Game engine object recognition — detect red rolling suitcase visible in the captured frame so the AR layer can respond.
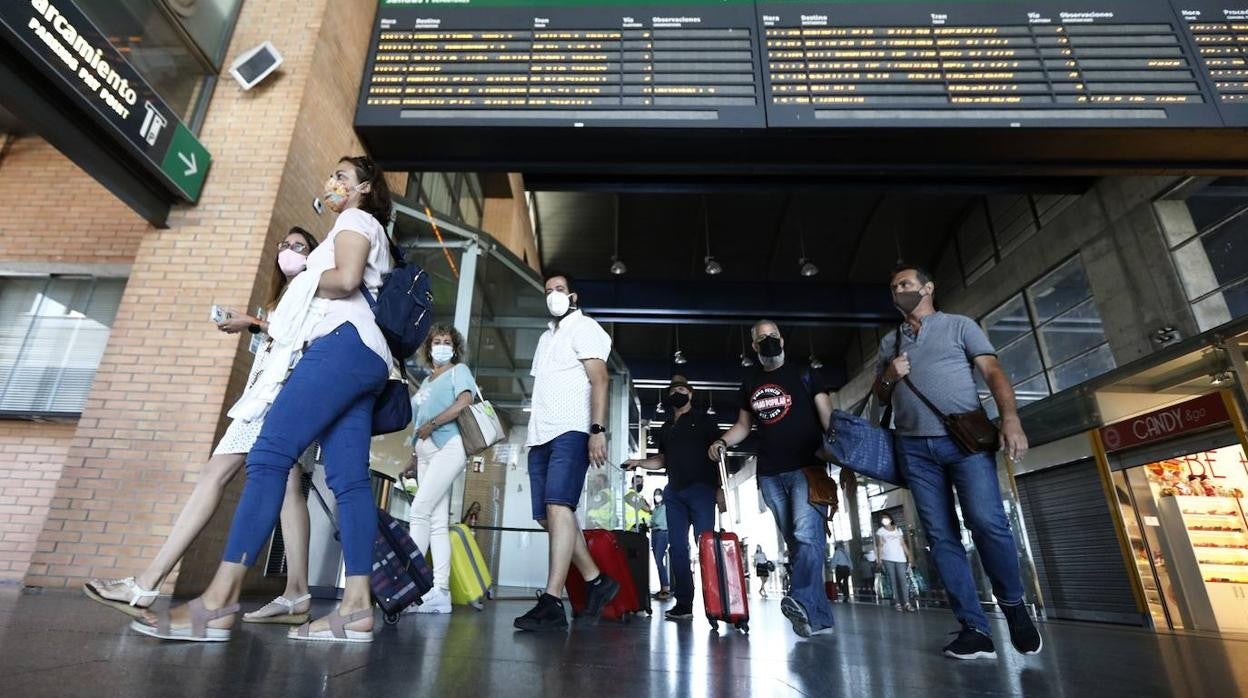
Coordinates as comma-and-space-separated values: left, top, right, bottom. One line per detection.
698, 452, 750, 633
566, 529, 641, 622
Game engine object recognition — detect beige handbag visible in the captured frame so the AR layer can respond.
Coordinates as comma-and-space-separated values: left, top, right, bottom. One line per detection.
455, 394, 505, 455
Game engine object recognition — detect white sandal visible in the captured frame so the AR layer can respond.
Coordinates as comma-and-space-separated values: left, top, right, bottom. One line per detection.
289, 608, 374, 644
243, 594, 312, 624
83, 576, 159, 619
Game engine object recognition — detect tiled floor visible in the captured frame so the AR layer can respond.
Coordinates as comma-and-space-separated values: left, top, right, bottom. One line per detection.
1, 587, 1246, 697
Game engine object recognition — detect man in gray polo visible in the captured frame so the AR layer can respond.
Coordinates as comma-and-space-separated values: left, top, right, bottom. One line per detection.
873, 263, 1042, 661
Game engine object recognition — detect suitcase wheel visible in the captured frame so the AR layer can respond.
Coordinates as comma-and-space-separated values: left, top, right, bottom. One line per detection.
735, 621, 749, 634
708, 617, 719, 632
384, 612, 401, 625
470, 600, 485, 612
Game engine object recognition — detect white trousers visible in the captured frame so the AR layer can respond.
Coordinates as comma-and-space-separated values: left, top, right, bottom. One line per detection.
408, 435, 466, 591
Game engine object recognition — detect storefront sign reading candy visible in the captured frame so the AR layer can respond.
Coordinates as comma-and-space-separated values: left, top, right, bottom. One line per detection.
1100, 392, 1232, 454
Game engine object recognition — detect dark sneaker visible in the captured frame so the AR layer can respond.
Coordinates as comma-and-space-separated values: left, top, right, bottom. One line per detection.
582, 575, 620, 619
513, 593, 568, 632
664, 604, 694, 621
943, 625, 997, 660
1001, 602, 1043, 655
780, 596, 812, 638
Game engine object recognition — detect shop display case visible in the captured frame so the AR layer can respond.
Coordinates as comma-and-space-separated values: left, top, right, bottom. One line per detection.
1157, 495, 1248, 632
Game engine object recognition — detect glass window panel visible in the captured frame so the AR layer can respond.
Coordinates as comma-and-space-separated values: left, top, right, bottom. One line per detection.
163, 0, 245, 67
1049, 343, 1116, 392
1037, 298, 1108, 366
983, 295, 1031, 348
1029, 258, 1092, 324
988, 195, 1037, 252
1199, 213, 1248, 289
77, 0, 213, 120
958, 202, 995, 279
1221, 277, 1248, 322
1186, 195, 1248, 233
997, 334, 1044, 385
1012, 373, 1052, 407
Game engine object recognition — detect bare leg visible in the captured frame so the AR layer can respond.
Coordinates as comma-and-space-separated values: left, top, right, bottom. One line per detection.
278, 467, 310, 602
543, 505, 598, 597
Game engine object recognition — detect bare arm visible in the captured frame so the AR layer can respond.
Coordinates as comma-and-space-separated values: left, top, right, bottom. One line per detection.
708, 408, 753, 461
624, 453, 666, 470
414, 390, 474, 440
974, 354, 1029, 462
583, 358, 609, 466
814, 391, 834, 432
316, 231, 370, 299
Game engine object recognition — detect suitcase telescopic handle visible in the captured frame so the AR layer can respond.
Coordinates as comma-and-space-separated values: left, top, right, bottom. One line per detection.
716, 451, 735, 532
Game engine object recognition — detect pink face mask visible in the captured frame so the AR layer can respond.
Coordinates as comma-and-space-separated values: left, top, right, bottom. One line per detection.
278, 249, 307, 277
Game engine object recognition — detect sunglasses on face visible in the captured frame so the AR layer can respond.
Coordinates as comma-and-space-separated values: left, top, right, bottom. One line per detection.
277, 241, 310, 254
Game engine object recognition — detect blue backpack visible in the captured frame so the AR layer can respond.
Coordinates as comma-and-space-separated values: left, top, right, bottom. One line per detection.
361, 241, 433, 361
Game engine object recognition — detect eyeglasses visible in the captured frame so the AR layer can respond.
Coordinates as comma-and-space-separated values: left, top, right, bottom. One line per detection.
278, 241, 310, 254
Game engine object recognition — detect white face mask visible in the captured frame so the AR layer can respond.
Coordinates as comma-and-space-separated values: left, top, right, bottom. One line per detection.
430, 345, 454, 366
546, 291, 571, 317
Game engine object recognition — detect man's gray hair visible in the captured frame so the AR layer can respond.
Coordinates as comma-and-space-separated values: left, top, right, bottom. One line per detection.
751, 319, 780, 340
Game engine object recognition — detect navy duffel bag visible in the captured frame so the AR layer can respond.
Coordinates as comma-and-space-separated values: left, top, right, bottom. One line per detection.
817, 409, 905, 487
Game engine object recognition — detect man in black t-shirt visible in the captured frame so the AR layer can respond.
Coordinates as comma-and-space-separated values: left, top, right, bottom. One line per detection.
709, 319, 836, 639
624, 376, 722, 620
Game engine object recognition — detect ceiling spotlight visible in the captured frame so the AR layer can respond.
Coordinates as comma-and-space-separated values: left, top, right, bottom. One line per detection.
673, 350, 687, 365
799, 258, 820, 277
797, 214, 818, 277
807, 330, 823, 369
1211, 370, 1234, 386
655, 390, 665, 415
609, 194, 626, 275
740, 351, 754, 368
707, 391, 717, 416
809, 354, 824, 369
702, 197, 723, 276
704, 255, 723, 276
610, 256, 627, 275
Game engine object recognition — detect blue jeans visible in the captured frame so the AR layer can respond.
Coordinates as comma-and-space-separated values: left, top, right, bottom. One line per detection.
759, 470, 834, 630
223, 323, 387, 576
896, 436, 1026, 635
527, 431, 590, 521
651, 529, 670, 589
664, 482, 717, 608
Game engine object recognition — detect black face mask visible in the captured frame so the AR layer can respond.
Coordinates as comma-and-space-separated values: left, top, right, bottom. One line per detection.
634, 483, 644, 493
665, 392, 690, 409
757, 336, 783, 358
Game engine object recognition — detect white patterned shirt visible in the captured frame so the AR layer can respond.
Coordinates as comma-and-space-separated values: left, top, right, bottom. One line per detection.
526, 310, 612, 447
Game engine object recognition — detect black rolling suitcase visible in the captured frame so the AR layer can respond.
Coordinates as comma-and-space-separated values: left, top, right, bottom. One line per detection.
612, 530, 653, 616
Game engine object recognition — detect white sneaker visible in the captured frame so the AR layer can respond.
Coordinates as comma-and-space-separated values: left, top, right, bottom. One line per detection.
413, 587, 452, 614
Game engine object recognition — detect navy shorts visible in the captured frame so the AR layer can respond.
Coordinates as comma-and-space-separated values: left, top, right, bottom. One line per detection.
527, 431, 590, 521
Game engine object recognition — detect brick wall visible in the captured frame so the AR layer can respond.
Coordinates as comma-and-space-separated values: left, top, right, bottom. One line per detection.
22, 0, 397, 593
0, 138, 149, 584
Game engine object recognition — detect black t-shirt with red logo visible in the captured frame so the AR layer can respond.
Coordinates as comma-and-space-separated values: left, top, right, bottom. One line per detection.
737, 363, 827, 477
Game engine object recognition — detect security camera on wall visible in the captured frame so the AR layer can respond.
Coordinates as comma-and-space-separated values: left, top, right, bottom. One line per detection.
230, 41, 283, 91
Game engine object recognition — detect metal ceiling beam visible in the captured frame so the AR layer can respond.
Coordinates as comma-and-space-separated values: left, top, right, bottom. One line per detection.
575, 279, 894, 327
624, 357, 848, 390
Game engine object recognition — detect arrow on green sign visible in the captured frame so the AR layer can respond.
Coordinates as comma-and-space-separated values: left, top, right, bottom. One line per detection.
159, 123, 211, 203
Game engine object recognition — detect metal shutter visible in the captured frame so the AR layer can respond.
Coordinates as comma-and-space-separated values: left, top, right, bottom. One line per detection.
1017, 460, 1145, 625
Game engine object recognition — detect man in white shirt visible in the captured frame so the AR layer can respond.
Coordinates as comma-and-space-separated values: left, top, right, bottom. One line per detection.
514, 272, 620, 632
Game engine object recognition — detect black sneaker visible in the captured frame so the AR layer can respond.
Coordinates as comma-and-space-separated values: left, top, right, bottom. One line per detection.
1001, 602, 1043, 655
582, 574, 620, 619
664, 604, 694, 621
943, 625, 997, 660
513, 592, 568, 632
780, 596, 812, 638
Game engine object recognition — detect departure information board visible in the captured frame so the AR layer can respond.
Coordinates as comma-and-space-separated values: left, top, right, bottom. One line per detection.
360, 0, 766, 128
358, 0, 1248, 130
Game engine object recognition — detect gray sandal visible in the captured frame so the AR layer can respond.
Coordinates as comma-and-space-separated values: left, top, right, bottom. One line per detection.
129, 598, 240, 642
289, 607, 374, 644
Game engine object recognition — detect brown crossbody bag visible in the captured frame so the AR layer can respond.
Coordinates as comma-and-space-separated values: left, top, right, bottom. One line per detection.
891, 327, 1000, 455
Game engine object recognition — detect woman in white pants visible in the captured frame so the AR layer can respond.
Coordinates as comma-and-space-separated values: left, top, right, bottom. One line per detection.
405, 324, 478, 613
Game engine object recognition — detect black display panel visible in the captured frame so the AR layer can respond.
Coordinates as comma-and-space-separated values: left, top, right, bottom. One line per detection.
357, 0, 766, 129
1175, 2, 1248, 123
759, 0, 1221, 127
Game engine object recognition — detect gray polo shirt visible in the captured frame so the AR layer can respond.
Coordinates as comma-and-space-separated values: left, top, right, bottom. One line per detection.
875, 312, 997, 437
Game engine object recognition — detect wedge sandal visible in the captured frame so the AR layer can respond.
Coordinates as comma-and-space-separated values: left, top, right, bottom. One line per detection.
289, 607, 373, 644
83, 576, 159, 619
243, 594, 312, 625
129, 598, 240, 642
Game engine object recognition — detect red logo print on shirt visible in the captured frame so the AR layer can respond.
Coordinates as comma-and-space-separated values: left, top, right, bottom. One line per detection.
751, 384, 792, 425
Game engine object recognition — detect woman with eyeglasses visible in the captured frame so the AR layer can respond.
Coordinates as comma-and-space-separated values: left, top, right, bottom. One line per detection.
84, 227, 321, 625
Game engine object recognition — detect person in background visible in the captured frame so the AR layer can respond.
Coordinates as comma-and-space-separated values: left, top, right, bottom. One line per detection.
515, 271, 618, 632
753, 546, 771, 598
830, 542, 852, 603
624, 376, 721, 619
624, 473, 653, 532
649, 488, 671, 601
404, 324, 479, 615
84, 227, 320, 626
710, 319, 836, 639
876, 515, 915, 613
874, 263, 1041, 659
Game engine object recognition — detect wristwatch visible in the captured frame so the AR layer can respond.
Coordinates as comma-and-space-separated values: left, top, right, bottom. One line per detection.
590, 423, 607, 435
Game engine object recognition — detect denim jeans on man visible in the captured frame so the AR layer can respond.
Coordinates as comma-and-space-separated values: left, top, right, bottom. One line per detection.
759, 471, 834, 631
651, 529, 670, 589
896, 435, 1025, 634
223, 323, 387, 576
526, 431, 591, 521
664, 482, 717, 609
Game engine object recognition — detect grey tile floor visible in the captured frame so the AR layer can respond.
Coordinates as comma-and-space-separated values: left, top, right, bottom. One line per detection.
0, 587, 1245, 697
